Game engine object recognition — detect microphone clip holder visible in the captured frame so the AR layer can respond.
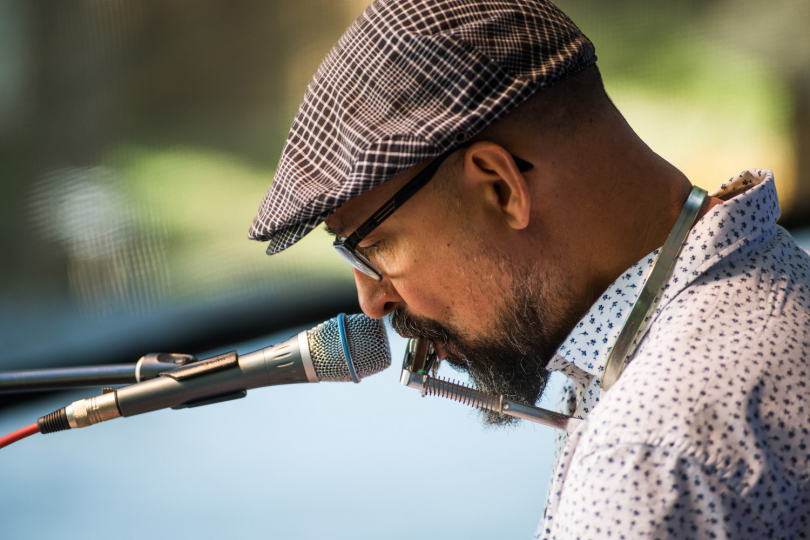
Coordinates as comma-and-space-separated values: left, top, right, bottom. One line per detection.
135, 353, 199, 382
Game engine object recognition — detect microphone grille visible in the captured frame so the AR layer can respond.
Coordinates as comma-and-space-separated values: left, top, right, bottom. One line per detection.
306, 314, 391, 382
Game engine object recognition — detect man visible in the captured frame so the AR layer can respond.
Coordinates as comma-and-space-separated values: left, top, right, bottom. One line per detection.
249, 0, 810, 537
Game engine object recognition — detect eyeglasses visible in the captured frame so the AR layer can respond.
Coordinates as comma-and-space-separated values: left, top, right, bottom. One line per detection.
333, 143, 533, 281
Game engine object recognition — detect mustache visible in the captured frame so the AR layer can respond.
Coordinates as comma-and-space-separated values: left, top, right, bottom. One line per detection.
389, 306, 470, 355
388, 307, 492, 370
389, 307, 452, 345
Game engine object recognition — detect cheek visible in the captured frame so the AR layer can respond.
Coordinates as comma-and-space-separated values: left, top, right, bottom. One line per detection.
391, 236, 497, 325
388, 238, 455, 308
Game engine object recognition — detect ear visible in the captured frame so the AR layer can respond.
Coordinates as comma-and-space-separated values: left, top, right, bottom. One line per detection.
461, 142, 531, 230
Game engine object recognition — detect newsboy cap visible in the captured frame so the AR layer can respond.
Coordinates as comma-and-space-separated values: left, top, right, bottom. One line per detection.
249, 0, 596, 254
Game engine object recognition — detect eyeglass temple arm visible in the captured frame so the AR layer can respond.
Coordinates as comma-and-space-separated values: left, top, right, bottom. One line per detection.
350, 145, 532, 245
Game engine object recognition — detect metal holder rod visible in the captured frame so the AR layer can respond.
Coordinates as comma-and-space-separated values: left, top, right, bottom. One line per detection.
0, 365, 138, 393
401, 368, 582, 432
0, 352, 197, 393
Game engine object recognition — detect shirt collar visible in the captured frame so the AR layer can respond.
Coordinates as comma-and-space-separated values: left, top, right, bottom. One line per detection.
547, 169, 780, 383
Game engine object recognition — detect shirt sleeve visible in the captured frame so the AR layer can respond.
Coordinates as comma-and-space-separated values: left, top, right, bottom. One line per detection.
547, 442, 773, 539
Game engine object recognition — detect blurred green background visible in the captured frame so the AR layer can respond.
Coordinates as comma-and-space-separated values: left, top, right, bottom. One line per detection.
0, 0, 807, 380
0, 1, 807, 539
0, 0, 369, 379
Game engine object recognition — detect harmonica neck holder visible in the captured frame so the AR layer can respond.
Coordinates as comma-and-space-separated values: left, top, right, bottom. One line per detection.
399, 338, 583, 433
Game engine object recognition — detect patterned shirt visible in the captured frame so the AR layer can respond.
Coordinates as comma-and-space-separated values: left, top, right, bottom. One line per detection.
534, 170, 810, 539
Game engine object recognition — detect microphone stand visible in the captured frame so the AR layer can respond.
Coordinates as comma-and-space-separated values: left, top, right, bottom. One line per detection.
0, 353, 198, 393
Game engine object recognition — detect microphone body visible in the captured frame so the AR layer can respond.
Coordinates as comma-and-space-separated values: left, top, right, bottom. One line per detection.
118, 331, 314, 417
36, 314, 391, 433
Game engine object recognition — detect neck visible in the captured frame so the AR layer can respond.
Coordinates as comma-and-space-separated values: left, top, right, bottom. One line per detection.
535, 111, 694, 310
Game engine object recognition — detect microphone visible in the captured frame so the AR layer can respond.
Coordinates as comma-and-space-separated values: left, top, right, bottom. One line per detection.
36, 313, 391, 434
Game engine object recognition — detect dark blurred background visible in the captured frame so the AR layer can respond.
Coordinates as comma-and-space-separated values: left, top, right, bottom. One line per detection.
0, 1, 807, 538
0, 0, 368, 393
1, 0, 808, 382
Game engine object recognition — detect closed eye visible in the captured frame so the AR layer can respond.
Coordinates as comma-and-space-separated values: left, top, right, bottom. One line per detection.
323, 224, 344, 242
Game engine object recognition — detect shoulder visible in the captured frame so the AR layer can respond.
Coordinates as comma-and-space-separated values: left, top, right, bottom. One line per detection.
643, 226, 810, 390
580, 234, 810, 507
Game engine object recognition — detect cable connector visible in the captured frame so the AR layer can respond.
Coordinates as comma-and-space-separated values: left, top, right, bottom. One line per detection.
38, 391, 122, 434
37, 408, 70, 434
67, 392, 122, 428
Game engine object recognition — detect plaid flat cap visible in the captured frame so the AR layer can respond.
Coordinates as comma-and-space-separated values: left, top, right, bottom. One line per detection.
249, 0, 596, 254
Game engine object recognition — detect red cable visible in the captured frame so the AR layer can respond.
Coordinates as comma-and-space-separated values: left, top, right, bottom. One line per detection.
0, 423, 40, 450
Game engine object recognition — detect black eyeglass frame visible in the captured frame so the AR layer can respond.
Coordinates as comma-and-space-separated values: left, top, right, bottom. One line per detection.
332, 143, 533, 281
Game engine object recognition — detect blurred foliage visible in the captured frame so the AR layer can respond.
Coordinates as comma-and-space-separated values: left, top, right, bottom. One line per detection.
108, 145, 342, 301
556, 0, 801, 210
0, 0, 806, 369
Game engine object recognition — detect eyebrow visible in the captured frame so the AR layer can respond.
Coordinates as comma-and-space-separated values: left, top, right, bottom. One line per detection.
323, 223, 345, 239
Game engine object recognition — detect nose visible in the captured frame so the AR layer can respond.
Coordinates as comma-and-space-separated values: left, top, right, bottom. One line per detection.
354, 269, 403, 319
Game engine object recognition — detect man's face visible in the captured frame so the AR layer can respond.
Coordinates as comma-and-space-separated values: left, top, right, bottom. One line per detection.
325, 147, 580, 425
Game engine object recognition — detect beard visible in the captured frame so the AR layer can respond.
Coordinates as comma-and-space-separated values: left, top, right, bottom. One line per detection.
390, 262, 579, 427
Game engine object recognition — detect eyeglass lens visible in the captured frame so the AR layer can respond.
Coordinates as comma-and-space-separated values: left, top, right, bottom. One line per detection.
334, 243, 382, 281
